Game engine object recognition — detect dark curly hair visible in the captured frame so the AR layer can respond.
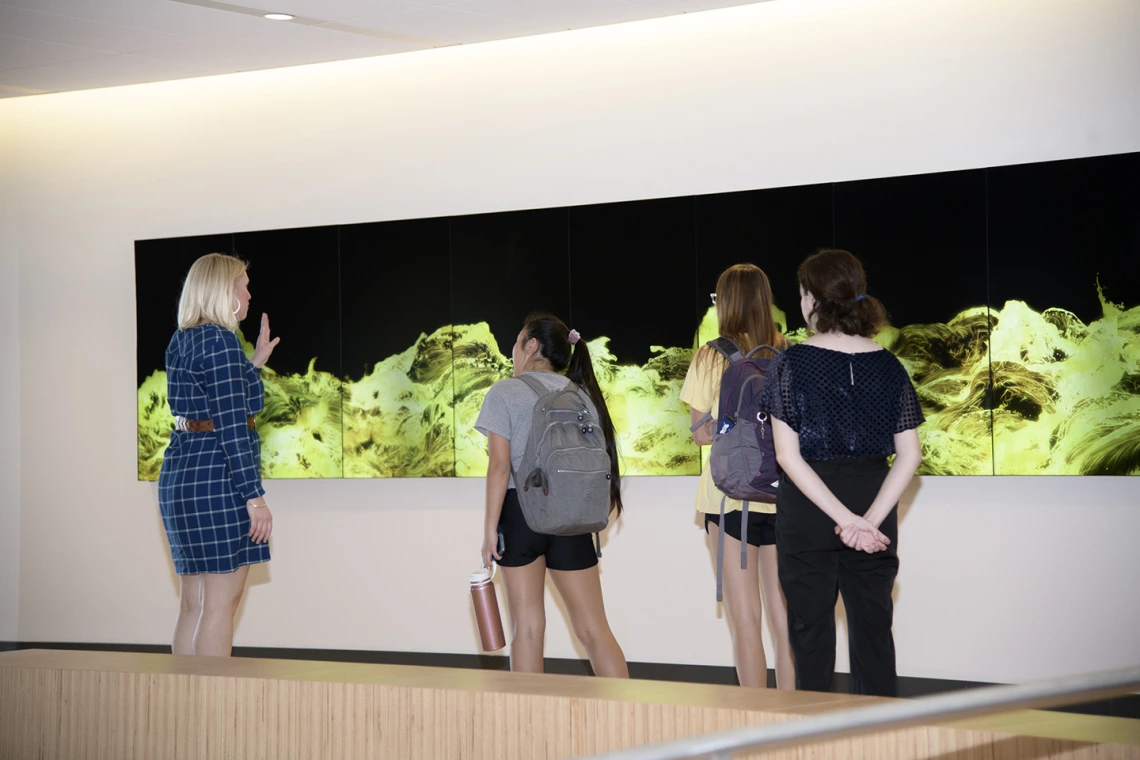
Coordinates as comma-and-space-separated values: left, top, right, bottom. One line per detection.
797, 249, 887, 337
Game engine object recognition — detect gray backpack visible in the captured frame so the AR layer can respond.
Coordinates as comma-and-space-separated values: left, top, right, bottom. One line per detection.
510, 374, 612, 554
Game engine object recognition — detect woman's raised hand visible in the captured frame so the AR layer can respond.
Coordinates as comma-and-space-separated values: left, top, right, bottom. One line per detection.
251, 313, 280, 368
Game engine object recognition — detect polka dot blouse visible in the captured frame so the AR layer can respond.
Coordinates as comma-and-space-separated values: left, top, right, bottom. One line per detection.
759, 344, 925, 461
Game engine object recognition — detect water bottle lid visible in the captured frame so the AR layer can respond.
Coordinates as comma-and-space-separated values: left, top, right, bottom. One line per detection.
471, 555, 497, 584
470, 566, 494, 584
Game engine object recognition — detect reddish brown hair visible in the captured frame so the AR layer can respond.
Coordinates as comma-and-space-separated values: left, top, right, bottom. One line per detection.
797, 249, 887, 337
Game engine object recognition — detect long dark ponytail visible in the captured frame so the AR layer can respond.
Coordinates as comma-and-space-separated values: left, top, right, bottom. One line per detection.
523, 312, 623, 515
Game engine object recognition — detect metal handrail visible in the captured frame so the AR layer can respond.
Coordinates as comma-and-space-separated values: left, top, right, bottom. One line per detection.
579, 666, 1140, 760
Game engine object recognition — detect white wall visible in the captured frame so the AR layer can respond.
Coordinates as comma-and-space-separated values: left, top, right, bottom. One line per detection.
0, 120, 20, 641
2, 0, 1139, 683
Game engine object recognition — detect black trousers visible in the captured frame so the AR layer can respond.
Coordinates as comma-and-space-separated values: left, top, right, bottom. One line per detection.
776, 456, 899, 697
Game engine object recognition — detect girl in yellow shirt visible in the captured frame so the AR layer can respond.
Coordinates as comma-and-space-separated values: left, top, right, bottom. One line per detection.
679, 263, 794, 690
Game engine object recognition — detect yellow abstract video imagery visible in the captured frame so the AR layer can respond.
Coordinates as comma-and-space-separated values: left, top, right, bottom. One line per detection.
138, 287, 1140, 479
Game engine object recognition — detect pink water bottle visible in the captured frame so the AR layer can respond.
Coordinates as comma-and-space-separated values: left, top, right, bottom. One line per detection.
470, 563, 506, 652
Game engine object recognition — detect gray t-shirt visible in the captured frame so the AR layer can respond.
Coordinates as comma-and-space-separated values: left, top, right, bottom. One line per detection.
475, 371, 600, 489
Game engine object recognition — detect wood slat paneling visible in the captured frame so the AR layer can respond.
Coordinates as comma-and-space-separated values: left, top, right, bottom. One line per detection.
1, 650, 1137, 760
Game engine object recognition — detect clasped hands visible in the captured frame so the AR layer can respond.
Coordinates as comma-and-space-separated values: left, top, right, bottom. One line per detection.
835, 514, 890, 553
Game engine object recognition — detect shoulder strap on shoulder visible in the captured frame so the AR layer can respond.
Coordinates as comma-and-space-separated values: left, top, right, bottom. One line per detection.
515, 373, 549, 398
707, 337, 744, 363
745, 344, 781, 359
568, 379, 594, 407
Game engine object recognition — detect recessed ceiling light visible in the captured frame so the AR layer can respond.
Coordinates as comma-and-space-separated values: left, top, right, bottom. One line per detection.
264, 13, 294, 21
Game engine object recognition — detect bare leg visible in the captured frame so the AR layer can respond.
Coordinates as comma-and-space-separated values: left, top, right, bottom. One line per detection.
193, 565, 250, 657
708, 523, 768, 688
549, 566, 628, 679
501, 559, 548, 673
757, 544, 795, 690
172, 574, 202, 656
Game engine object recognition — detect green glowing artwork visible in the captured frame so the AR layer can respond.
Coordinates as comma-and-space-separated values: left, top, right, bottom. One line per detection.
138, 322, 701, 479
137, 288, 1140, 479
138, 333, 344, 479
136, 153, 1140, 480
989, 288, 1140, 475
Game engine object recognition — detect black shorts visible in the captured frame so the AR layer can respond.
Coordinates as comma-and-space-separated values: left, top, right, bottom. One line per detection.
704, 508, 776, 547
497, 489, 599, 572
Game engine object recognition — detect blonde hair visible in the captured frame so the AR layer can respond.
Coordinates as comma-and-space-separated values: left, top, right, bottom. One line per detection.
177, 253, 248, 332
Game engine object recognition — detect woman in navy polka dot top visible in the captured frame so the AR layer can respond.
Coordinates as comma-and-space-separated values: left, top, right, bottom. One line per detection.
759, 249, 924, 697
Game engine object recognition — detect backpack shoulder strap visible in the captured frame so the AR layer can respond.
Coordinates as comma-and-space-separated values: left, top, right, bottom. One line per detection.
715, 494, 727, 603
707, 337, 744, 363
563, 376, 586, 398
575, 385, 598, 414
510, 375, 545, 495
549, 376, 591, 409
515, 373, 549, 399
744, 344, 781, 360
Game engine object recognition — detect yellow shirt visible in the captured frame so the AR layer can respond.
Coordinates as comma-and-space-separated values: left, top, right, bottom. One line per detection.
679, 345, 776, 515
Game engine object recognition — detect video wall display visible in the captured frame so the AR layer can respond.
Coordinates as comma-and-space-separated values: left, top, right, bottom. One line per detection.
136, 151, 1140, 479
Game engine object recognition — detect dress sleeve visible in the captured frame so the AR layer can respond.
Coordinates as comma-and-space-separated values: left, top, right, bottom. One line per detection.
203, 329, 265, 501
894, 363, 926, 433
244, 360, 265, 415
760, 352, 799, 432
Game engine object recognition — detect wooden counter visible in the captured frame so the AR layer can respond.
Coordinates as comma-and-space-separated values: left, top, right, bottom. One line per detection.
2, 649, 1136, 759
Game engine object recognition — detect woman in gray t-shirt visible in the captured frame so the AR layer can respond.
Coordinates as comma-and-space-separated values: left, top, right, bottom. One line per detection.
475, 312, 627, 678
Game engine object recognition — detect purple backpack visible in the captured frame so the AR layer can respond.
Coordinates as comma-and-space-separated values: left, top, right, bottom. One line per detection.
691, 337, 781, 601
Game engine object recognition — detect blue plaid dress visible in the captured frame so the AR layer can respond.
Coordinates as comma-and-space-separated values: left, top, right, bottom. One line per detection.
158, 323, 270, 575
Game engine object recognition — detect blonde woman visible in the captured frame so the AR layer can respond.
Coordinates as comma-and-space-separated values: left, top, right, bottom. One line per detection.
680, 263, 794, 689
158, 253, 280, 656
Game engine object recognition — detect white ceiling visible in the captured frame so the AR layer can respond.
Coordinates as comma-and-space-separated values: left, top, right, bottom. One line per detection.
0, 0, 767, 98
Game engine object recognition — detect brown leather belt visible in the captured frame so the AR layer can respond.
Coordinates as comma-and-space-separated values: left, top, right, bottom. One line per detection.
175, 416, 257, 433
